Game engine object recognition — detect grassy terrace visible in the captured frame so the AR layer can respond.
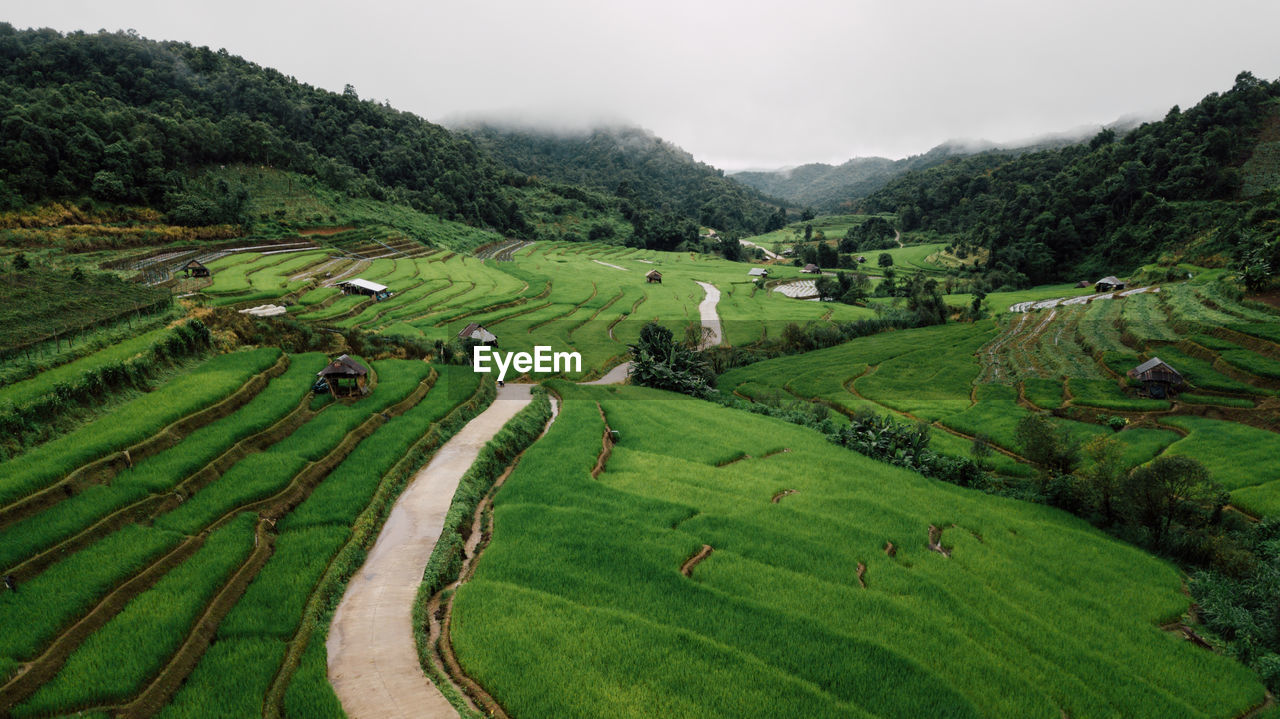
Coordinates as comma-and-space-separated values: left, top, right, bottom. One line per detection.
0, 354, 487, 716
449, 384, 1262, 718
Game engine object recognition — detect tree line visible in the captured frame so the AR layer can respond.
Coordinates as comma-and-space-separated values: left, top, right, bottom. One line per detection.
860, 72, 1280, 286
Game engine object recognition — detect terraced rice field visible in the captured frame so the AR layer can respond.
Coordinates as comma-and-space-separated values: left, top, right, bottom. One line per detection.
446, 383, 1263, 718
203, 242, 879, 377
0, 352, 488, 717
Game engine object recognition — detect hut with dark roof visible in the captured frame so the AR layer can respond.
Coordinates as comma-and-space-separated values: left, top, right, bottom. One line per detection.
645, 269, 662, 284
801, 263, 820, 274
316, 354, 369, 397
1128, 357, 1184, 399
181, 259, 211, 278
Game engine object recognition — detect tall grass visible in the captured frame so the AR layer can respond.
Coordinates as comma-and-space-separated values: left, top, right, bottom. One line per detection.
0, 347, 281, 506
449, 386, 1262, 718
13, 513, 257, 717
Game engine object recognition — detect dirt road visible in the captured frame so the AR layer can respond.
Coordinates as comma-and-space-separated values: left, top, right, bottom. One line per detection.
694, 281, 723, 348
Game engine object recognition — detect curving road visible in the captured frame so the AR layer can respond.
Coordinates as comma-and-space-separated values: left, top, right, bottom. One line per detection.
327, 384, 535, 719
694, 281, 723, 349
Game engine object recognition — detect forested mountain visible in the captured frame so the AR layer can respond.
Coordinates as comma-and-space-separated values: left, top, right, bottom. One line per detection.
861, 72, 1280, 285
461, 124, 781, 235
730, 127, 1131, 211
0, 24, 529, 231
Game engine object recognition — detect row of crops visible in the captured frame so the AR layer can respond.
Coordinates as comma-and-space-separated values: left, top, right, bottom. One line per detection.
0, 347, 488, 717
445, 383, 1264, 718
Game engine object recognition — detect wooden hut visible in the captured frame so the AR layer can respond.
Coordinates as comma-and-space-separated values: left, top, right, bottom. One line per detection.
1075, 280, 1090, 288
458, 322, 498, 346
645, 269, 663, 284
181, 259, 211, 278
1128, 357, 1184, 399
748, 268, 769, 278
317, 355, 369, 397
801, 264, 820, 274
1095, 276, 1126, 293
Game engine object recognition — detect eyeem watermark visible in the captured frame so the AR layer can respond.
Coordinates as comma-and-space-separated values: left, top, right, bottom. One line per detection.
472, 345, 582, 382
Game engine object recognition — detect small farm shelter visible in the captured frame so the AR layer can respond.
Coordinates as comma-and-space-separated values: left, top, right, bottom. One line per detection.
782, 248, 795, 257
856, 256, 867, 264
1095, 276, 1126, 292
1075, 280, 1091, 288
802, 264, 820, 274
458, 322, 498, 346
747, 268, 769, 277
645, 269, 663, 284
181, 259, 211, 278
1128, 357, 1184, 399
340, 278, 391, 300
317, 354, 369, 397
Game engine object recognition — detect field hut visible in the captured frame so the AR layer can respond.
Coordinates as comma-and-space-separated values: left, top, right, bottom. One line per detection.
181, 259, 211, 278
748, 268, 769, 278
645, 269, 663, 284
340, 278, 391, 300
856, 256, 867, 264
1128, 357, 1184, 399
782, 248, 795, 257
1095, 276, 1126, 293
1075, 280, 1091, 288
458, 322, 498, 346
316, 355, 369, 397
802, 263, 820, 274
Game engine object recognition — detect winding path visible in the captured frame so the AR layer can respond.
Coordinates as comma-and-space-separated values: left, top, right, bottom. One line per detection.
694, 281, 723, 349
739, 239, 780, 260
327, 384, 535, 719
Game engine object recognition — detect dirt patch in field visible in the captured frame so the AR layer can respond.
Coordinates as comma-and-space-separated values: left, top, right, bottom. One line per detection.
771, 489, 797, 503
927, 525, 952, 557
298, 225, 355, 236
680, 545, 714, 577
856, 562, 867, 588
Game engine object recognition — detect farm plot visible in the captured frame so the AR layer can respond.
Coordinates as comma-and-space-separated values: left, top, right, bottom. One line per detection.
0, 347, 282, 507
1159, 417, 1280, 517
447, 384, 1262, 719
0, 357, 488, 717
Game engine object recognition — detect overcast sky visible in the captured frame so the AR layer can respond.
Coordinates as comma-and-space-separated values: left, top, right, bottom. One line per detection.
6, 0, 1280, 170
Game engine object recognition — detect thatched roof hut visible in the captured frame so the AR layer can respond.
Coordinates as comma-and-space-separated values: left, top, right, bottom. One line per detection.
802, 263, 820, 274
645, 269, 662, 283
317, 354, 369, 397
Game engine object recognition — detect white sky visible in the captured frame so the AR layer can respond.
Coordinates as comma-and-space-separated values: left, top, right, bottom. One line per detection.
5, 0, 1280, 170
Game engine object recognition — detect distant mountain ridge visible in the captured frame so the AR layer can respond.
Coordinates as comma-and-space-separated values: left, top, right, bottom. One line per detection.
731, 118, 1150, 210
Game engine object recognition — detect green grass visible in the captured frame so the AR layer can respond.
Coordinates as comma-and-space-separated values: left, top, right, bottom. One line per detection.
14, 513, 258, 716
0, 525, 182, 663
0, 325, 174, 408
0, 347, 281, 507
1023, 378, 1063, 409
1159, 417, 1280, 515
153, 360, 432, 535
1069, 379, 1171, 412
1179, 393, 1256, 408
0, 353, 327, 571
1156, 347, 1265, 395
448, 385, 1262, 719
156, 637, 286, 719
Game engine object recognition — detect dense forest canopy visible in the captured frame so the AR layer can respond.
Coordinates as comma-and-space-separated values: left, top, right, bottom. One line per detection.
0, 24, 524, 231
860, 73, 1280, 285
463, 124, 781, 235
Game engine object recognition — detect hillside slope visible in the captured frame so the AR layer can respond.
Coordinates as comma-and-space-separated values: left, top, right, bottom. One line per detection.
859, 72, 1280, 285
462, 124, 781, 235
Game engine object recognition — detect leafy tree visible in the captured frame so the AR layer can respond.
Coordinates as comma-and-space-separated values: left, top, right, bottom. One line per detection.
878, 252, 894, 268
628, 322, 713, 398
1081, 435, 1126, 522
12, 253, 29, 271
1122, 455, 1217, 545
1237, 237, 1274, 292
1015, 413, 1081, 476
800, 206, 815, 221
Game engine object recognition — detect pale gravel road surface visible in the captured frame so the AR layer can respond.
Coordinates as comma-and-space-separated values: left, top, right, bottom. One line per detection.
694, 281, 722, 348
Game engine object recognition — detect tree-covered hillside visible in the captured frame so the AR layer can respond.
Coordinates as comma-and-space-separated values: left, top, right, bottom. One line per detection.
462, 124, 782, 235
0, 24, 525, 232
860, 73, 1280, 285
